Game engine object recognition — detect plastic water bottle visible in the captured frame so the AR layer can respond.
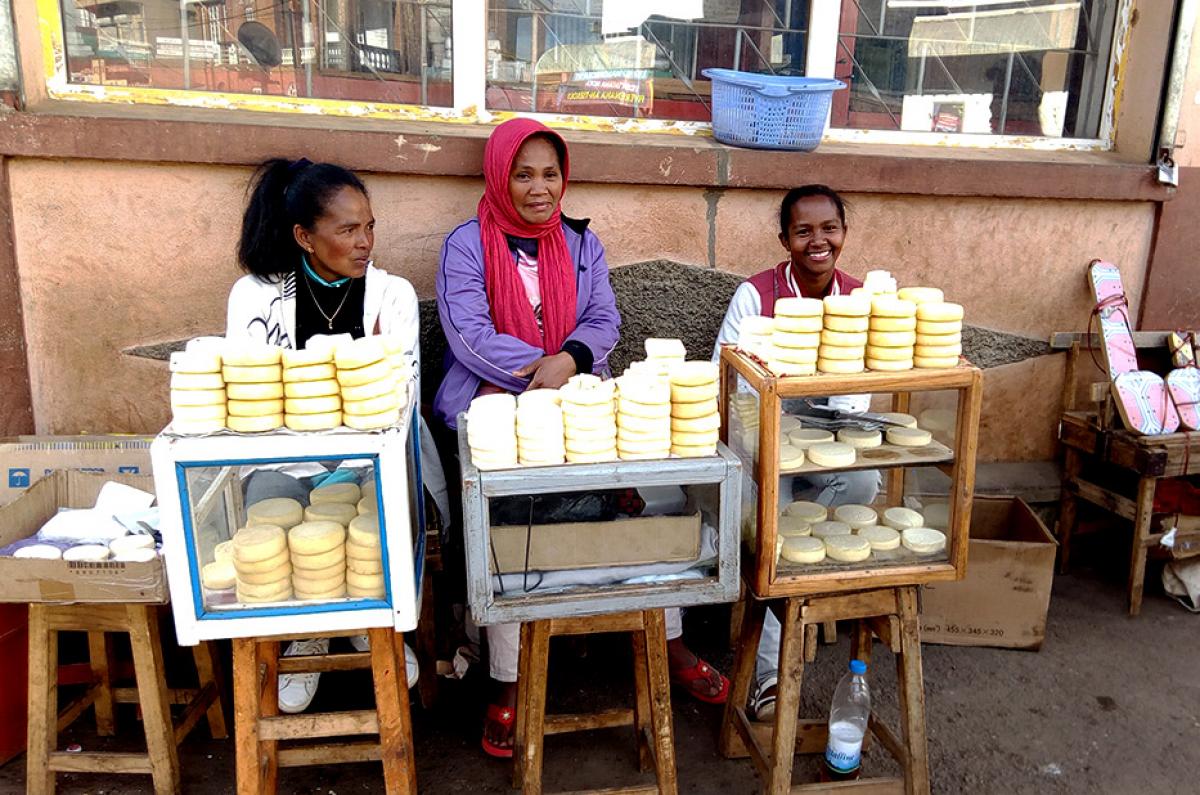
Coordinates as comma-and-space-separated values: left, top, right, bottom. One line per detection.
822, 659, 870, 781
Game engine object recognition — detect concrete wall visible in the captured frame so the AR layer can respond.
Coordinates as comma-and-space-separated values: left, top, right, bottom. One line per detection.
8, 157, 1155, 462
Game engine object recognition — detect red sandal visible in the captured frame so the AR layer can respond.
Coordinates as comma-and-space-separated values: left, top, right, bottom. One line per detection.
670, 658, 730, 705
481, 703, 516, 758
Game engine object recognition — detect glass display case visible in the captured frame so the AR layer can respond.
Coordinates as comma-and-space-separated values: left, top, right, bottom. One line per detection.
719, 347, 982, 598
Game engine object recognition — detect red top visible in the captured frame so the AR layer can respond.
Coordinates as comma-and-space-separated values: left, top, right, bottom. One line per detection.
747, 261, 863, 317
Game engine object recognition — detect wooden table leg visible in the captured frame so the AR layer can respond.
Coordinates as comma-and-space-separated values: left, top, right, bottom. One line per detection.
728, 582, 746, 649
26, 605, 56, 795
642, 610, 678, 795
257, 640, 279, 794
512, 623, 532, 790
87, 632, 115, 737
1057, 447, 1082, 574
370, 627, 417, 795
768, 598, 805, 795
191, 641, 229, 740
895, 588, 930, 795
631, 625, 653, 773
803, 623, 819, 665
850, 619, 873, 664
232, 638, 262, 795
126, 605, 181, 795
415, 570, 439, 710
719, 596, 766, 759
520, 621, 552, 795
1128, 476, 1157, 616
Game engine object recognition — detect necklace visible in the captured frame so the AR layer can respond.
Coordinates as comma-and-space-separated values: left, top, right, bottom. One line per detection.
303, 268, 353, 330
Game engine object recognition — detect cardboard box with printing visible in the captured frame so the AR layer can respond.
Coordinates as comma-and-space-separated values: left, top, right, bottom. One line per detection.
0, 435, 153, 506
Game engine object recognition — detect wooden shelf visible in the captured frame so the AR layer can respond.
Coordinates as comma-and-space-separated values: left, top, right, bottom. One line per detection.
779, 439, 954, 476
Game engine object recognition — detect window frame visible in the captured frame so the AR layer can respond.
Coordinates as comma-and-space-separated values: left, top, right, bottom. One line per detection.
28, 0, 1133, 151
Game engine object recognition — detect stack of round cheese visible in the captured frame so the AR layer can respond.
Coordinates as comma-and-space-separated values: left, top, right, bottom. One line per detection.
914, 302, 964, 369
169, 348, 227, 434
862, 270, 898, 295
866, 296, 917, 372
232, 525, 292, 603
736, 316, 775, 362
516, 393, 566, 467
669, 362, 720, 458
109, 534, 157, 563
336, 337, 402, 430
818, 296, 870, 374
222, 344, 285, 432
644, 338, 686, 367
467, 394, 518, 470
382, 334, 414, 387
282, 344, 342, 431
770, 298, 822, 376
625, 359, 673, 379
560, 375, 618, 463
346, 514, 387, 599
616, 375, 672, 461
288, 520, 347, 600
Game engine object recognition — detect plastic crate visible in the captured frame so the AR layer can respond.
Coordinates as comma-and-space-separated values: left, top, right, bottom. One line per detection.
702, 68, 845, 151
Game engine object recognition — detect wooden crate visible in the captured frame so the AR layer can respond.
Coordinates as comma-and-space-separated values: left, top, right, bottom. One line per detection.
458, 418, 742, 625
719, 347, 983, 598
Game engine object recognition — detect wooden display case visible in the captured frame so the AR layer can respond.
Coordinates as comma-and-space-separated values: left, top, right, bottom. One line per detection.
719, 347, 983, 598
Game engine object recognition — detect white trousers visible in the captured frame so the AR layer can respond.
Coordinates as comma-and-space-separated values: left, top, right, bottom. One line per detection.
488, 608, 683, 683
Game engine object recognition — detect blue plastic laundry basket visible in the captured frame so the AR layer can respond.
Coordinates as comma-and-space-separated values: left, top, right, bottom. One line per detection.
702, 69, 846, 151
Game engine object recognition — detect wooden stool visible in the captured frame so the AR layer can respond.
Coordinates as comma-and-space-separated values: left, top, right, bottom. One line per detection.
25, 603, 227, 795
232, 627, 415, 794
512, 609, 678, 795
719, 586, 930, 795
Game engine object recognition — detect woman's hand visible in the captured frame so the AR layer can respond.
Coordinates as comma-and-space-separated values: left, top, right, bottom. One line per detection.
514, 352, 578, 390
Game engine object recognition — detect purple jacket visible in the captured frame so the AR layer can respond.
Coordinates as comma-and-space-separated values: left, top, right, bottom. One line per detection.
433, 217, 622, 428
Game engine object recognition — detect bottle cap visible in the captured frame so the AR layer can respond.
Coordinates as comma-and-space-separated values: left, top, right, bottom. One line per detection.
849, 659, 867, 675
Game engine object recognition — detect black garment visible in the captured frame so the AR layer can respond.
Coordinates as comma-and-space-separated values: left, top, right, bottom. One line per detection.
294, 267, 366, 349
502, 235, 594, 375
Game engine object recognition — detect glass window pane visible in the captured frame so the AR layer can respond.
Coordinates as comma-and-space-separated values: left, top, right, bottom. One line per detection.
60, 0, 453, 106
485, 0, 812, 120
834, 1, 1117, 138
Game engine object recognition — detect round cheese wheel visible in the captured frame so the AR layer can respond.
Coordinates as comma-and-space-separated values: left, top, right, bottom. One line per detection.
282, 348, 334, 368
616, 428, 668, 446
522, 453, 568, 466
615, 449, 668, 462
233, 526, 287, 563
170, 417, 227, 435
671, 382, 719, 403
858, 525, 901, 551
901, 527, 947, 554
472, 455, 518, 471
344, 408, 401, 430
303, 333, 353, 359
341, 374, 400, 403
669, 362, 719, 388
671, 429, 719, 447
233, 548, 290, 577
669, 444, 715, 458
225, 382, 284, 401
774, 297, 823, 318
667, 398, 716, 420
864, 344, 914, 361
214, 540, 234, 563
823, 295, 870, 317
867, 330, 917, 347
885, 427, 933, 446
304, 501, 357, 525
223, 365, 282, 384
807, 442, 856, 468
780, 536, 825, 564
343, 393, 401, 417
825, 535, 872, 562
237, 584, 294, 604
292, 547, 346, 572
294, 583, 348, 601
288, 521, 347, 555
616, 375, 670, 404
567, 435, 620, 455
201, 561, 237, 590
833, 504, 878, 529
285, 395, 341, 415
771, 361, 817, 377
831, 428, 879, 451
670, 413, 720, 433
310, 482, 361, 506
784, 500, 828, 523
172, 404, 227, 422
517, 389, 562, 409
788, 428, 834, 448
773, 346, 819, 366
348, 514, 381, 548
879, 413, 917, 428
779, 443, 805, 469
236, 577, 293, 599
109, 535, 155, 555
227, 399, 284, 417
739, 316, 774, 336
223, 344, 282, 367
618, 414, 670, 436
914, 356, 959, 370
335, 336, 387, 370
169, 350, 222, 374
817, 344, 865, 361
811, 521, 852, 539
14, 544, 62, 560
560, 375, 616, 406
617, 438, 671, 456
817, 358, 865, 374
870, 316, 917, 332
882, 507, 924, 530
171, 373, 225, 391
291, 569, 346, 592
916, 302, 963, 322
470, 393, 517, 416
914, 332, 962, 349
114, 548, 158, 563
778, 515, 812, 537
347, 556, 383, 575
170, 388, 226, 408
774, 315, 824, 334
246, 497, 304, 530
644, 337, 687, 360
231, 562, 290, 586
560, 400, 616, 422
915, 343, 963, 359
867, 358, 914, 372
347, 584, 387, 599
284, 378, 341, 398
897, 287, 944, 305
285, 411, 343, 431
773, 331, 820, 350
915, 320, 962, 336
870, 296, 917, 318
820, 329, 868, 348
337, 359, 392, 388
346, 540, 382, 562
227, 414, 283, 433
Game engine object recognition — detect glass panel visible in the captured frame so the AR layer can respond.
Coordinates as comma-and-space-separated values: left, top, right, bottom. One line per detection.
485, 0, 812, 120
184, 458, 385, 611
726, 377, 762, 554
61, 0, 453, 106
835, 0, 1117, 138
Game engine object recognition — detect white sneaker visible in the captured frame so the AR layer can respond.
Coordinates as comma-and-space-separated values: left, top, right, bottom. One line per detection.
278, 638, 330, 714
347, 634, 419, 686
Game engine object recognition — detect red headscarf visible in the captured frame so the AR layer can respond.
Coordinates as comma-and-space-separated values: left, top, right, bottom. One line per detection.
478, 118, 578, 355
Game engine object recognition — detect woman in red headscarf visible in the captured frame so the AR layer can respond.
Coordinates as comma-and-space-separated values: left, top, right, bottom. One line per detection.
434, 119, 729, 758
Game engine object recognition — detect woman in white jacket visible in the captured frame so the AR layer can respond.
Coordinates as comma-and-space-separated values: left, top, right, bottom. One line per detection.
227, 158, 444, 712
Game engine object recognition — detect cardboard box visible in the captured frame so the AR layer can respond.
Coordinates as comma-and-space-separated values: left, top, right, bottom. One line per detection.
919, 497, 1057, 651
489, 512, 702, 574
0, 435, 153, 507
0, 470, 167, 604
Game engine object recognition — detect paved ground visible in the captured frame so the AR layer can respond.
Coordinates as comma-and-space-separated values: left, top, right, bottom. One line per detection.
3, 534, 1198, 794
